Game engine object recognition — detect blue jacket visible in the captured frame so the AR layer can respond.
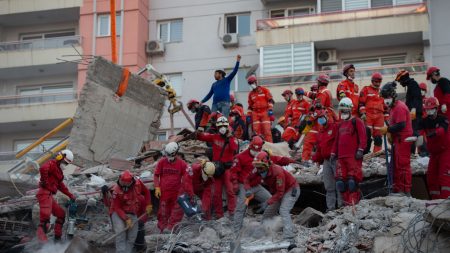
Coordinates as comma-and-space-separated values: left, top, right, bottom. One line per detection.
201, 61, 240, 105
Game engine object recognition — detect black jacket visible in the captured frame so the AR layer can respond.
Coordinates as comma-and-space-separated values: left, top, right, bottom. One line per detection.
194, 105, 211, 129
403, 78, 422, 114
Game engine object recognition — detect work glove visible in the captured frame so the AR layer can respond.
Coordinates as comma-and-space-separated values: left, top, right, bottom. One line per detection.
256, 201, 268, 213
146, 205, 153, 216
338, 91, 346, 99
355, 149, 364, 160
330, 153, 337, 163
380, 126, 388, 135
246, 115, 252, 124
155, 187, 161, 199
410, 108, 416, 120
125, 218, 133, 229
360, 113, 366, 121
442, 104, 447, 113
268, 110, 275, 121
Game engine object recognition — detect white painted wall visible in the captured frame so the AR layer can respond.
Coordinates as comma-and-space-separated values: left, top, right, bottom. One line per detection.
428, 0, 450, 77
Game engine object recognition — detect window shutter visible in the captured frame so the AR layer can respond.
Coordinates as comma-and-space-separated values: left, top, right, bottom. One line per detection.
344, 0, 369, 10
381, 55, 406, 65
293, 43, 313, 74
262, 44, 293, 76
159, 23, 169, 42
321, 0, 342, 12
167, 74, 183, 96
395, 0, 422, 6
371, 0, 393, 8
170, 20, 183, 42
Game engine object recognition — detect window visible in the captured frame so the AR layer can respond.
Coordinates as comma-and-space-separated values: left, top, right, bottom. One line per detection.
395, 0, 422, 6
343, 55, 406, 68
345, 0, 369, 11
157, 132, 167, 141
165, 73, 183, 96
97, 14, 121, 37
260, 43, 314, 76
20, 30, 76, 40
225, 68, 250, 92
17, 84, 74, 103
15, 139, 62, 153
158, 19, 183, 43
371, 0, 393, 8
226, 13, 251, 36
344, 58, 380, 69
270, 8, 315, 18
321, 0, 342, 12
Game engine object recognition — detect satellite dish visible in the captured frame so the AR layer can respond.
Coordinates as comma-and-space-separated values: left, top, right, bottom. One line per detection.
245, 64, 259, 79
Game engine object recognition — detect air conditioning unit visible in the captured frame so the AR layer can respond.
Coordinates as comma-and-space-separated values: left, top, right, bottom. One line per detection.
146, 40, 164, 55
321, 65, 338, 71
317, 49, 337, 64
222, 34, 239, 48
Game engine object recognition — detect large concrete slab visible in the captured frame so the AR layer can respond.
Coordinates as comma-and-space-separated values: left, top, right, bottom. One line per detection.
68, 57, 165, 168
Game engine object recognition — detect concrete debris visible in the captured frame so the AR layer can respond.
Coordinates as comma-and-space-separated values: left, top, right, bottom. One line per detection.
295, 207, 324, 228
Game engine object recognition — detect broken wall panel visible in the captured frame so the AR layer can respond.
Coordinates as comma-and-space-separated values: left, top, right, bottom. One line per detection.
68, 57, 166, 168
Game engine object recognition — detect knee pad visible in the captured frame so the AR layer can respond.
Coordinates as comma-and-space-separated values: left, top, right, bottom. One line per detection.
336, 180, 346, 193
374, 136, 382, 146
347, 178, 358, 193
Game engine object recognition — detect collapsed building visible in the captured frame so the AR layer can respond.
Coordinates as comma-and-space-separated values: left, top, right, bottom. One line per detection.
0, 57, 448, 253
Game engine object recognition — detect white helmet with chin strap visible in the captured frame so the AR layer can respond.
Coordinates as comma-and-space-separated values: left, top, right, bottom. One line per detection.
164, 142, 179, 161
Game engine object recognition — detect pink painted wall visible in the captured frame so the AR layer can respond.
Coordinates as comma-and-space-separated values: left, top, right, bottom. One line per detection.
78, 0, 149, 92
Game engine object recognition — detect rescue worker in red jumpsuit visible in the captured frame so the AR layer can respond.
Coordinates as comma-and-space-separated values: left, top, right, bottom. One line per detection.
380, 82, 413, 196
337, 64, 359, 116
359, 72, 387, 153
331, 98, 367, 205
154, 142, 190, 233
315, 74, 338, 123
184, 161, 215, 219
419, 97, 450, 199
312, 109, 342, 211
246, 75, 274, 142
253, 151, 300, 245
281, 90, 297, 144
285, 88, 310, 146
230, 94, 245, 119
110, 170, 152, 253
229, 108, 247, 140
418, 82, 430, 157
232, 135, 296, 234
427, 66, 450, 119
197, 116, 238, 218
187, 99, 211, 131
282, 89, 294, 119
36, 149, 76, 242
307, 84, 319, 101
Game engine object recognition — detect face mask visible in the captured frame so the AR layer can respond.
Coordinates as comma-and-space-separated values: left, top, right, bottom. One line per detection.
296, 95, 303, 100
426, 109, 437, 116
167, 155, 176, 162
340, 112, 351, 120
421, 90, 426, 96
259, 170, 268, 178
384, 98, 393, 107
219, 127, 227, 135
251, 84, 257, 90
250, 149, 259, 157
431, 79, 437, 84
318, 117, 327, 126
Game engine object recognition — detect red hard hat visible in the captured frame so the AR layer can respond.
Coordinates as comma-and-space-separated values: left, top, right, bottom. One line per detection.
187, 99, 200, 109
249, 135, 264, 152
423, 97, 439, 110
119, 170, 134, 187
247, 75, 257, 84
311, 84, 319, 91
426, 66, 440, 80
342, 64, 355, 76
252, 151, 271, 168
295, 87, 305, 95
395, 70, 409, 81
317, 74, 330, 85
230, 94, 235, 103
282, 90, 293, 96
371, 72, 383, 81
419, 82, 427, 91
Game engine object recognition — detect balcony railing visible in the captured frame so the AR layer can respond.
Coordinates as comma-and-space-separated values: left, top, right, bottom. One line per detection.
0, 35, 81, 52
0, 92, 77, 107
0, 151, 41, 161
259, 62, 428, 87
256, 3, 427, 31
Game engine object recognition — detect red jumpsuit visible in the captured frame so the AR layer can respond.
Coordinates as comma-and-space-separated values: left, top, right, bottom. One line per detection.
36, 159, 75, 242
359, 85, 387, 153
312, 122, 338, 164
302, 118, 319, 162
283, 99, 310, 143
154, 157, 189, 231
197, 132, 238, 218
110, 178, 151, 221
388, 100, 413, 193
434, 77, 450, 119
248, 86, 274, 142
316, 86, 338, 123
332, 117, 367, 205
337, 79, 360, 116
419, 115, 450, 199
184, 163, 214, 219
262, 164, 298, 205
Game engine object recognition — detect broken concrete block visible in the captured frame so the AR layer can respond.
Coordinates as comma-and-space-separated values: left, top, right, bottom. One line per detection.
372, 236, 402, 253
425, 199, 450, 232
68, 57, 165, 168
295, 207, 324, 228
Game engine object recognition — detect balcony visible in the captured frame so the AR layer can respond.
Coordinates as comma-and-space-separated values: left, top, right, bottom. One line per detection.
0, 92, 78, 124
256, 3, 429, 48
0, 35, 82, 69
0, 0, 82, 16
260, 62, 428, 103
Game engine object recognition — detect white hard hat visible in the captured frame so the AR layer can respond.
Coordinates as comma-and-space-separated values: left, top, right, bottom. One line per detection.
201, 162, 215, 181
216, 116, 229, 127
338, 97, 353, 111
61, 149, 74, 164
164, 142, 179, 157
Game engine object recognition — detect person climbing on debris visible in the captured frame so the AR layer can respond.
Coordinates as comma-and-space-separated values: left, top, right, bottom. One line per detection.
395, 70, 423, 155
331, 98, 367, 206
184, 160, 215, 219
337, 64, 359, 116
359, 72, 387, 153
110, 170, 152, 253
197, 116, 238, 219
36, 149, 77, 243
201, 55, 241, 117
312, 109, 342, 211
246, 75, 275, 142
252, 151, 300, 246
154, 142, 189, 233
232, 135, 296, 234
187, 99, 211, 131
380, 82, 413, 196
427, 66, 450, 120
419, 97, 450, 199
